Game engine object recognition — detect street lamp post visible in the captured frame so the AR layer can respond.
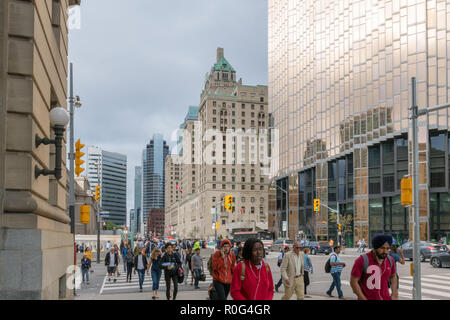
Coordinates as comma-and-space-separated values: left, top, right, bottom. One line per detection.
94, 160, 101, 264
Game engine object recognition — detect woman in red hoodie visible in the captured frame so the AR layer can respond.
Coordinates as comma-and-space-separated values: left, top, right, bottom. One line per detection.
230, 238, 274, 300
212, 239, 236, 300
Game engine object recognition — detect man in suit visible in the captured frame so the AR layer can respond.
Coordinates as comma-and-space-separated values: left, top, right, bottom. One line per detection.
281, 241, 304, 300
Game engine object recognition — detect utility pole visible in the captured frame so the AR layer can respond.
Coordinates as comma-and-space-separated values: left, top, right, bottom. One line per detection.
408, 77, 450, 299
411, 77, 421, 300
68, 63, 76, 297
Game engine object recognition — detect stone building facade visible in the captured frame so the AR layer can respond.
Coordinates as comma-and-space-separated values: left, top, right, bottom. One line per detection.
0, 0, 81, 299
74, 176, 98, 235
165, 48, 270, 239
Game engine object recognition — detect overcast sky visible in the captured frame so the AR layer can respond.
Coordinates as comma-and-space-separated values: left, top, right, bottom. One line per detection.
69, 0, 268, 214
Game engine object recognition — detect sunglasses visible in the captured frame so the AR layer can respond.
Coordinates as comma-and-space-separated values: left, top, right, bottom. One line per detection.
294, 246, 302, 249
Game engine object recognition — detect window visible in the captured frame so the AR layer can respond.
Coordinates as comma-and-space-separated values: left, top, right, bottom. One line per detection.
260, 97, 264, 102
369, 145, 381, 194
251, 197, 255, 203
430, 133, 446, 188
382, 141, 395, 192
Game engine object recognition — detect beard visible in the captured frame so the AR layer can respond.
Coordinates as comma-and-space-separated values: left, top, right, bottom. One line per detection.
375, 251, 387, 260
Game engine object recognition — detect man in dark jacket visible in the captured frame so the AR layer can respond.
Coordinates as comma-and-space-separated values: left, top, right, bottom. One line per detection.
160, 243, 182, 300
81, 254, 91, 285
105, 248, 119, 282
134, 248, 149, 292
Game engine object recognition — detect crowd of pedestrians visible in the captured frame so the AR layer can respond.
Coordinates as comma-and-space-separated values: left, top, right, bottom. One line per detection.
78, 233, 405, 301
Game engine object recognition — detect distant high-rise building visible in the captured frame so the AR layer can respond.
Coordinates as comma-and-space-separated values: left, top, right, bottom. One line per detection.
142, 134, 169, 229
87, 146, 127, 226
133, 166, 142, 233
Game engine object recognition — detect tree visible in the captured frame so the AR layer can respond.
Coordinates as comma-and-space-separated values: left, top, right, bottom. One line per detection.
328, 210, 353, 244
106, 221, 119, 231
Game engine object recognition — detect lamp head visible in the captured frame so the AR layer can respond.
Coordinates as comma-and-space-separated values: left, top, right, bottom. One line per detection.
74, 96, 82, 108
49, 107, 70, 127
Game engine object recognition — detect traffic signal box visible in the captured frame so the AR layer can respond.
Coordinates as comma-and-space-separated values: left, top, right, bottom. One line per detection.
80, 205, 90, 224
225, 195, 233, 212
95, 185, 101, 201
401, 177, 412, 206
75, 139, 85, 176
313, 199, 320, 212
338, 223, 342, 231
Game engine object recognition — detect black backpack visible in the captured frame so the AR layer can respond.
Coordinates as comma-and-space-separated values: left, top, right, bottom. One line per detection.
358, 253, 394, 286
324, 253, 338, 273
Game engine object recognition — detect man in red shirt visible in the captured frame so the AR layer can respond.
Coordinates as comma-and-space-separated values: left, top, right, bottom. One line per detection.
350, 234, 398, 300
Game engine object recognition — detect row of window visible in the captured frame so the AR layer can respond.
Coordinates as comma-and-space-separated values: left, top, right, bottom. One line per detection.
211, 184, 265, 191
212, 101, 265, 109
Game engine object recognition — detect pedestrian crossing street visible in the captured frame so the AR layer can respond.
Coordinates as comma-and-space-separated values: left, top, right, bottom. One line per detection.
342, 273, 450, 300
100, 270, 214, 295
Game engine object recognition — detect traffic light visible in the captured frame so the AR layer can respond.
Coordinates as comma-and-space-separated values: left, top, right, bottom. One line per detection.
95, 185, 101, 201
337, 223, 341, 231
75, 139, 85, 176
401, 177, 412, 206
313, 199, 320, 212
225, 195, 233, 212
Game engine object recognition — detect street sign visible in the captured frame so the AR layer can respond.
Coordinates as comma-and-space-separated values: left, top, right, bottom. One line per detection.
211, 208, 216, 215
212, 223, 216, 230
99, 211, 110, 217
282, 221, 287, 231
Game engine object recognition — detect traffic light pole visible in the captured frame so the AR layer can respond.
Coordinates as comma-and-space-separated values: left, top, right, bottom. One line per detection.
214, 200, 225, 247
318, 202, 340, 245
409, 77, 450, 300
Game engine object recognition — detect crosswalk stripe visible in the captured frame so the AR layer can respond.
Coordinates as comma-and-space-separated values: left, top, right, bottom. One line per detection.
423, 274, 450, 281
398, 284, 450, 298
400, 279, 450, 291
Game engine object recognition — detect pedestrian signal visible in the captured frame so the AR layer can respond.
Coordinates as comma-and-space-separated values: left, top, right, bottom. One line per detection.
80, 205, 90, 224
338, 224, 341, 231
225, 195, 233, 212
314, 199, 320, 212
401, 177, 412, 206
95, 185, 101, 201
75, 139, 85, 176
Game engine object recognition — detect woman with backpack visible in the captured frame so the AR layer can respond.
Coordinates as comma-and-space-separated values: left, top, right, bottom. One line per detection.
211, 239, 236, 300
230, 238, 274, 300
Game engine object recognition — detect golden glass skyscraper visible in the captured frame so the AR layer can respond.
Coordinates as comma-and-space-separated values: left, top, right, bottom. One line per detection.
269, 0, 450, 245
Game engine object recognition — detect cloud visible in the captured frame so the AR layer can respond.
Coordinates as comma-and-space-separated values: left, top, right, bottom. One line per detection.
69, 0, 268, 214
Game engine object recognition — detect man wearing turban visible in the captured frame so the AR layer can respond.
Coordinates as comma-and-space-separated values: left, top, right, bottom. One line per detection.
349, 234, 398, 300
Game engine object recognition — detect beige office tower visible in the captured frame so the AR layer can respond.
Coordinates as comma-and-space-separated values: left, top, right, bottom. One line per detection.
164, 154, 181, 236
269, 0, 450, 245
166, 48, 270, 239
0, 0, 81, 299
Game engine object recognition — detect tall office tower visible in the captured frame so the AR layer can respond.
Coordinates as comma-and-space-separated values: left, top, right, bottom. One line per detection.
164, 154, 181, 236
269, 0, 450, 245
87, 147, 127, 225
134, 166, 142, 234
167, 48, 270, 239
142, 134, 170, 231
0, 0, 81, 299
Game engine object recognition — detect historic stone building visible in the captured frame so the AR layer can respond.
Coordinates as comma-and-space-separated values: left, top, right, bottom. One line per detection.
165, 48, 270, 239
0, 0, 80, 299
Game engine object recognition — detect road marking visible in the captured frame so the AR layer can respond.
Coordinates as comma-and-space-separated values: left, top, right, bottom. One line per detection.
423, 274, 450, 281
99, 273, 107, 295
400, 279, 450, 291
398, 284, 450, 298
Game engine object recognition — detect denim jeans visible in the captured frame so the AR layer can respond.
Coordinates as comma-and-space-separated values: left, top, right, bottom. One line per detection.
82, 268, 89, 283
193, 268, 202, 289
151, 268, 162, 290
137, 269, 145, 289
276, 276, 283, 288
327, 272, 343, 298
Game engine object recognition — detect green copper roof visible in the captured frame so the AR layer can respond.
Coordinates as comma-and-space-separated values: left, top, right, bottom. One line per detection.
213, 56, 235, 72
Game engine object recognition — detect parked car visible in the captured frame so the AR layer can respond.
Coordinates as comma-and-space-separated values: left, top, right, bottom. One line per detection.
303, 241, 332, 255
430, 250, 450, 268
270, 239, 294, 252
400, 241, 448, 262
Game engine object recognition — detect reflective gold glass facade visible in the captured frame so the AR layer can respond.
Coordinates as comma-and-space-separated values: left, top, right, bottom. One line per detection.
269, 0, 450, 243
